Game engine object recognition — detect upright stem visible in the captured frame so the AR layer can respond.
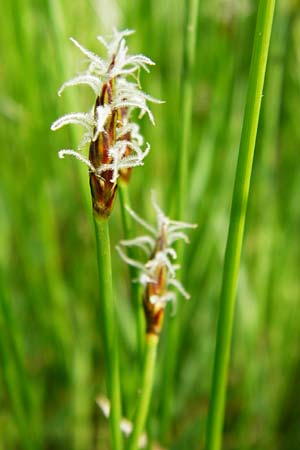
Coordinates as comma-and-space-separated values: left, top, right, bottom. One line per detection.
205, 1, 276, 449
119, 182, 145, 362
127, 334, 158, 450
161, 0, 199, 436
177, 0, 199, 221
94, 217, 123, 450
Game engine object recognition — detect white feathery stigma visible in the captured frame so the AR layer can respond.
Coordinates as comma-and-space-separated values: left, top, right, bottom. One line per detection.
95, 141, 150, 183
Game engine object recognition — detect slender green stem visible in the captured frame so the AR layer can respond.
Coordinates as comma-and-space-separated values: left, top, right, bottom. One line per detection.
127, 334, 158, 450
176, 0, 199, 221
161, 0, 199, 436
205, 1, 276, 449
257, 0, 287, 330
118, 182, 145, 362
93, 217, 123, 450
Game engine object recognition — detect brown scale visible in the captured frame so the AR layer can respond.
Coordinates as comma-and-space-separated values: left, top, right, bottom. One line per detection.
143, 266, 166, 336
89, 80, 118, 219
89, 64, 134, 218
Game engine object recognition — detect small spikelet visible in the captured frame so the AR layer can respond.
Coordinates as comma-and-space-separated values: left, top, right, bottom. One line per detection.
116, 195, 197, 314
51, 30, 163, 217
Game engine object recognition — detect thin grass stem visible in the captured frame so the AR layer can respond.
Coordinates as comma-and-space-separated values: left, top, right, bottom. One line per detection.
93, 217, 123, 450
204, 1, 276, 449
176, 0, 199, 220
127, 334, 158, 450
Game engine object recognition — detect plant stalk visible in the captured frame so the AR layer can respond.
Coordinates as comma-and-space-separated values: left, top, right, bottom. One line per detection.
127, 333, 158, 450
94, 217, 123, 450
205, 1, 276, 449
177, 0, 199, 221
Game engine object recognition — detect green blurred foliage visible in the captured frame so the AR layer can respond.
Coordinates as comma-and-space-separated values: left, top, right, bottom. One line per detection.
0, 0, 299, 449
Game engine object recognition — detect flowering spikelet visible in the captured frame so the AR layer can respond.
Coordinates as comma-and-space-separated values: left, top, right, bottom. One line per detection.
51, 29, 162, 218
116, 195, 197, 335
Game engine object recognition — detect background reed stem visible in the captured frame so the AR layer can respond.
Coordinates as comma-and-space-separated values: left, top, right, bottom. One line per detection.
119, 182, 145, 363
161, 0, 199, 437
93, 217, 123, 450
205, 1, 276, 449
176, 0, 199, 220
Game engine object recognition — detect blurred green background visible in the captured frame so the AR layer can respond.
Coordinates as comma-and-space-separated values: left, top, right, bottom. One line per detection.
0, 0, 300, 449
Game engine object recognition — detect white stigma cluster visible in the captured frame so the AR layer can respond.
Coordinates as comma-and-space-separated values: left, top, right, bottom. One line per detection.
116, 196, 197, 306
51, 29, 162, 183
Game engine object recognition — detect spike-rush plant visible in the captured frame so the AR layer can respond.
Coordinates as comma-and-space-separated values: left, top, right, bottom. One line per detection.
117, 196, 196, 450
51, 29, 195, 450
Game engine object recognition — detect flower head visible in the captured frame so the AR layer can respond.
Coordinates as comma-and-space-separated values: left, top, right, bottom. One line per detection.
116, 195, 197, 335
51, 29, 163, 218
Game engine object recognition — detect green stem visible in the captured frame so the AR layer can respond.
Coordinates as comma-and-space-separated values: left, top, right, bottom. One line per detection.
161, 0, 199, 437
94, 217, 123, 450
118, 182, 145, 362
176, 0, 199, 220
205, 1, 276, 450
127, 334, 158, 450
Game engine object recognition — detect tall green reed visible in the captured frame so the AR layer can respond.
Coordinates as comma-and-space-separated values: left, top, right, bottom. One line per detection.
205, 0, 276, 449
